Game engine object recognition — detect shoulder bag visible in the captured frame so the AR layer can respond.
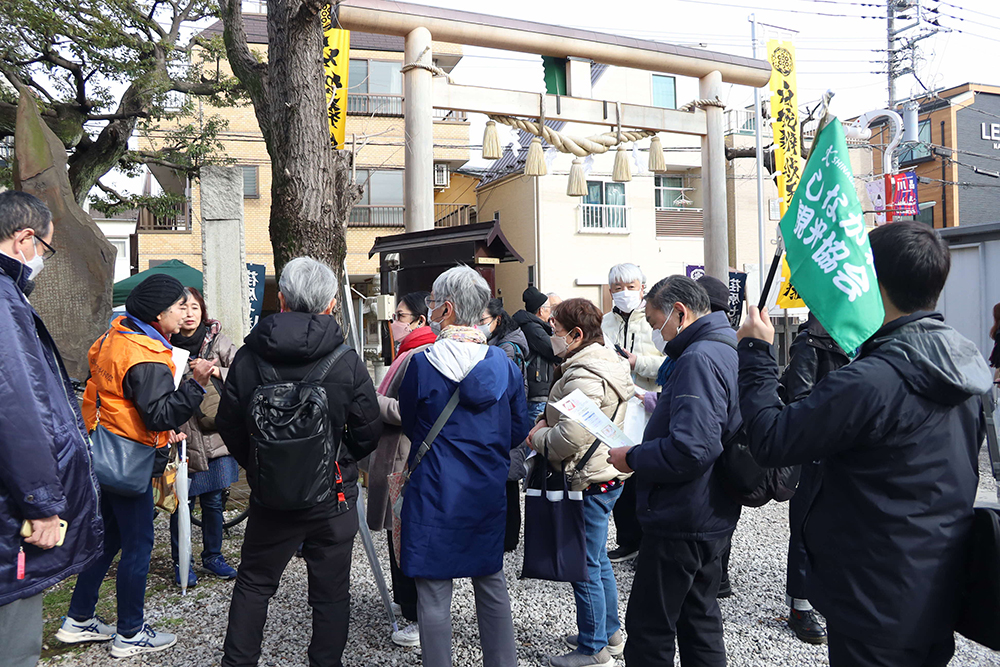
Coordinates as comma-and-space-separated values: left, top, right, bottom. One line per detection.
388, 387, 461, 562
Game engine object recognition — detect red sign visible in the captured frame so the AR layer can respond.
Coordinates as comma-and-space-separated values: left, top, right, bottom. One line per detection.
884, 172, 919, 222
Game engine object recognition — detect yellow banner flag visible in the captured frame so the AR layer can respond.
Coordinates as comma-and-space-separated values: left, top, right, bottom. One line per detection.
767, 40, 806, 309
321, 7, 349, 150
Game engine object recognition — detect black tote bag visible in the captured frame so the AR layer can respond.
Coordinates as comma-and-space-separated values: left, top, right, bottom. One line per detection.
521, 449, 589, 583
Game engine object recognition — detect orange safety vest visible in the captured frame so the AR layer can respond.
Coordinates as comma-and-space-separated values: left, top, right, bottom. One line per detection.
82, 316, 177, 448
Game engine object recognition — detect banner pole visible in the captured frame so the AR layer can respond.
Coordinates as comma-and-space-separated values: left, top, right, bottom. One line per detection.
758, 236, 785, 311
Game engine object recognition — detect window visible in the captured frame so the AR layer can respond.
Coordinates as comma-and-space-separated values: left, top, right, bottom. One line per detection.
347, 59, 403, 115
899, 119, 932, 165
350, 169, 404, 226
527, 265, 535, 288
242, 165, 259, 198
580, 181, 628, 232
652, 74, 676, 110
655, 175, 689, 209
913, 205, 934, 226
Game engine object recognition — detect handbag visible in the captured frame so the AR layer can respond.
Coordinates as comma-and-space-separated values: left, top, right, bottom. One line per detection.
956, 393, 1000, 649
196, 375, 225, 431
152, 445, 180, 514
521, 402, 621, 583
90, 395, 157, 498
389, 387, 461, 562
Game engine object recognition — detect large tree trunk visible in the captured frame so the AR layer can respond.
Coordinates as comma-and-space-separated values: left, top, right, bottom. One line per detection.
221, 0, 360, 277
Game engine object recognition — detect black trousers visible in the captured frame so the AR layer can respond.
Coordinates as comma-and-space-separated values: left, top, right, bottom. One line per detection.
387, 529, 418, 622
787, 462, 821, 601
624, 535, 728, 667
222, 502, 358, 667
827, 629, 955, 667
611, 478, 643, 550
504, 480, 522, 553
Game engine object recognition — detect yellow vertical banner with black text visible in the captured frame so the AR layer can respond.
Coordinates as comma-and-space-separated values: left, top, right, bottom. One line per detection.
321, 6, 349, 150
767, 39, 806, 309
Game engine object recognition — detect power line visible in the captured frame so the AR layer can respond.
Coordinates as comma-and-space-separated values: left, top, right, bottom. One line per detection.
931, 0, 1000, 22
666, 0, 886, 19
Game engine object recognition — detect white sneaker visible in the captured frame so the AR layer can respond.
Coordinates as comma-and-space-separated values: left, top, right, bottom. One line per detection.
391, 622, 420, 647
110, 624, 177, 658
55, 616, 116, 644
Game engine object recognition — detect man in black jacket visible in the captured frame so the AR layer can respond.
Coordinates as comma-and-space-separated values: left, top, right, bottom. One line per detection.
608, 276, 741, 667
737, 222, 993, 667
778, 314, 848, 645
513, 286, 559, 422
217, 257, 382, 667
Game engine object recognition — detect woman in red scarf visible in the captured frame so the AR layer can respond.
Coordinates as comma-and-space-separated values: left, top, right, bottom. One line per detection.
366, 291, 436, 648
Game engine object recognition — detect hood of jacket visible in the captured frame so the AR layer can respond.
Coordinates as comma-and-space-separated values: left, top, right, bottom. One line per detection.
513, 309, 553, 335
559, 342, 633, 403
493, 326, 529, 353
863, 312, 993, 407
425, 340, 512, 411
245, 311, 345, 363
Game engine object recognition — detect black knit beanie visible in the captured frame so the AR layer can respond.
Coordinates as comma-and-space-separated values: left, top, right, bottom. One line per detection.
126, 273, 186, 324
522, 286, 548, 315
697, 275, 731, 314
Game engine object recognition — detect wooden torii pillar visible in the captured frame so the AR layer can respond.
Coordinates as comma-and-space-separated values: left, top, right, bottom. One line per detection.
336, 0, 771, 282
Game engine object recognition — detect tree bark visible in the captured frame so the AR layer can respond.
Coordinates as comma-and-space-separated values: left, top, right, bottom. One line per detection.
221, 0, 359, 276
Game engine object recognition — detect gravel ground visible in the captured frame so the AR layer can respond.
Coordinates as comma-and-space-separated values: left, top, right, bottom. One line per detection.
41, 450, 1000, 667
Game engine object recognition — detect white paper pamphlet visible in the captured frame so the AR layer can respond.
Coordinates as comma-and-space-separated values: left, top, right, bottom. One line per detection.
171, 347, 190, 390
551, 388, 636, 449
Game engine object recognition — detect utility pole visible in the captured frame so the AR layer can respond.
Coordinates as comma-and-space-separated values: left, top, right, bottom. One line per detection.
887, 0, 896, 108
750, 14, 767, 284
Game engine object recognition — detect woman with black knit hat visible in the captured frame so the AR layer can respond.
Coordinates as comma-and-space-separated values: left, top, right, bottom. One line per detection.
57, 274, 214, 658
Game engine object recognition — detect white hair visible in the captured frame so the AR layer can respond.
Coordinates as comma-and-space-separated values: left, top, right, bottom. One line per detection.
608, 263, 646, 286
278, 257, 339, 314
432, 265, 491, 327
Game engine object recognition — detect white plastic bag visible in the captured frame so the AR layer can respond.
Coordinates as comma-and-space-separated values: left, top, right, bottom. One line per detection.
623, 396, 648, 445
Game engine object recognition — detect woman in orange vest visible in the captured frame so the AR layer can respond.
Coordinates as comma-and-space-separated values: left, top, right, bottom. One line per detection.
57, 274, 214, 658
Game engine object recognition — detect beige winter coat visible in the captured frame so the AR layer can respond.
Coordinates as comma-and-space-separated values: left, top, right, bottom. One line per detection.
179, 326, 238, 474
366, 343, 433, 531
530, 342, 635, 492
601, 305, 664, 393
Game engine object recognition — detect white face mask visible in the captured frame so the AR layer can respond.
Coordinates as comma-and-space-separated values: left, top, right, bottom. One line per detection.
550, 332, 570, 357
476, 323, 492, 338
651, 326, 667, 354
21, 251, 44, 280
611, 289, 642, 313
429, 303, 446, 335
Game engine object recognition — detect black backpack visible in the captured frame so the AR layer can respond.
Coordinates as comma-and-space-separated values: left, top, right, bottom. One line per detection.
701, 333, 801, 508
246, 344, 351, 511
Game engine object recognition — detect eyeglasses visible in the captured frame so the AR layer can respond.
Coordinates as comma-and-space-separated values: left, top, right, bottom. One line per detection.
33, 236, 56, 260
392, 311, 415, 323
479, 316, 495, 326
424, 296, 443, 310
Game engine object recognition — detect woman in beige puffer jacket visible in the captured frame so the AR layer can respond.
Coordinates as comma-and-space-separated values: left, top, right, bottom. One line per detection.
527, 298, 634, 665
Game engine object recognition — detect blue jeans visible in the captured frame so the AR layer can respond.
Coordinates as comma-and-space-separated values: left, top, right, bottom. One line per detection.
527, 401, 547, 423
170, 489, 225, 564
68, 483, 155, 636
572, 485, 623, 655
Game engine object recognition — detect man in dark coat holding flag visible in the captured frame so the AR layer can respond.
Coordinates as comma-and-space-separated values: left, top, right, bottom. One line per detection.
737, 221, 993, 667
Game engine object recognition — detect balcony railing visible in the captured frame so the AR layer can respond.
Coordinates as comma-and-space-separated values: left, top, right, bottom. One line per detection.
434, 203, 477, 228
137, 201, 190, 232
725, 109, 769, 137
578, 204, 629, 233
348, 205, 405, 227
347, 94, 403, 117
432, 109, 469, 123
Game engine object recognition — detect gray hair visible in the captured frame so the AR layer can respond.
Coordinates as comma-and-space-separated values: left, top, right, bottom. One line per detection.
647, 275, 710, 317
0, 191, 52, 241
608, 262, 646, 286
278, 257, 339, 314
432, 265, 491, 327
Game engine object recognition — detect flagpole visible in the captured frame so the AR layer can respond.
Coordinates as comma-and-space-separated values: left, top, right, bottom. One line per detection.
751, 14, 767, 299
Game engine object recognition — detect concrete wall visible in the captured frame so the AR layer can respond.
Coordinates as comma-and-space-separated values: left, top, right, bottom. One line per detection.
938, 237, 1000, 359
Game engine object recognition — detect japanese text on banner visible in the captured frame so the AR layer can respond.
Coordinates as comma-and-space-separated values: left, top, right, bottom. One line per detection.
778, 118, 884, 354
320, 9, 349, 150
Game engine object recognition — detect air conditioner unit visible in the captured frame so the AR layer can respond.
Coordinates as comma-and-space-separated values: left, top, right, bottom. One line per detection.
434, 164, 450, 188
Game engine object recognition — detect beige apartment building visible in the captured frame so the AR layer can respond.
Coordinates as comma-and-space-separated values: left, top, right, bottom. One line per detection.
136, 14, 474, 283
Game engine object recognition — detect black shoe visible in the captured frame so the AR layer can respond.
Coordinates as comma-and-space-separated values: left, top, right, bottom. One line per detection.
717, 580, 733, 598
607, 545, 639, 563
787, 608, 827, 645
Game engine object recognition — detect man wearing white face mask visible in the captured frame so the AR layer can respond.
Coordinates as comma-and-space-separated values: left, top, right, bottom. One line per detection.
0, 191, 103, 667
601, 263, 663, 563
607, 275, 741, 667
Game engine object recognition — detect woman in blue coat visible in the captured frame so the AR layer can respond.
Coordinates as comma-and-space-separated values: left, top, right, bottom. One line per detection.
398, 266, 529, 667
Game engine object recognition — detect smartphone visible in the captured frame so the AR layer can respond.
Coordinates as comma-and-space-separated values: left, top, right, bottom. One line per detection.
614, 344, 629, 359
21, 519, 68, 547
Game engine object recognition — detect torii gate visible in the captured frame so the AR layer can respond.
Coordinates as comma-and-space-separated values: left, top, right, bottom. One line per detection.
336, 0, 772, 281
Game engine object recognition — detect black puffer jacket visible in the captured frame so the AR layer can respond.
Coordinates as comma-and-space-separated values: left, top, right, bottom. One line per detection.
778, 315, 850, 405
512, 310, 560, 402
739, 312, 993, 648
216, 312, 382, 516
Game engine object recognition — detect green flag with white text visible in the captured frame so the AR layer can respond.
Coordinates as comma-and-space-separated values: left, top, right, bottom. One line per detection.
779, 118, 884, 354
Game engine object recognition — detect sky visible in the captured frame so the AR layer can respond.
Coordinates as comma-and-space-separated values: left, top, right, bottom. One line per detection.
115, 0, 1000, 196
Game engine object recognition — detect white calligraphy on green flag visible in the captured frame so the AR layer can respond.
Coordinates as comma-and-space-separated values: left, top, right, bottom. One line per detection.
779, 118, 884, 354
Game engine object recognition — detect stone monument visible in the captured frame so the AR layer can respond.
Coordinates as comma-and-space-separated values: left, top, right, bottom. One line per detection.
200, 165, 249, 340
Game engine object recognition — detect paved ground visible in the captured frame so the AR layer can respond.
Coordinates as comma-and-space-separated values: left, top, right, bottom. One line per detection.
40, 450, 1000, 667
